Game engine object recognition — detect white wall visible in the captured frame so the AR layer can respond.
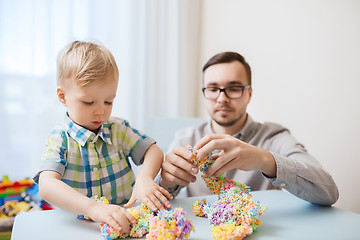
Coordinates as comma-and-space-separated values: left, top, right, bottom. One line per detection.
199, 0, 360, 213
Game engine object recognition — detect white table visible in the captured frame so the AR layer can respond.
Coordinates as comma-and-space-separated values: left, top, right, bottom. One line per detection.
11, 190, 360, 239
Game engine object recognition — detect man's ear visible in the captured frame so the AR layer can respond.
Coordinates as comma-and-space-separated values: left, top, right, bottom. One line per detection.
247, 87, 253, 104
57, 87, 66, 106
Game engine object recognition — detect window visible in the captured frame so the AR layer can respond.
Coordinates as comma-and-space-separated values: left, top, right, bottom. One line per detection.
0, 0, 201, 179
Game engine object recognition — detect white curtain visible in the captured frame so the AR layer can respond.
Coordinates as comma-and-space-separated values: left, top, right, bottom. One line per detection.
0, 0, 202, 179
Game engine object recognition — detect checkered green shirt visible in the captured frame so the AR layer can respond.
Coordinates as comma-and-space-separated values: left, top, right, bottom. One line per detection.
34, 114, 155, 204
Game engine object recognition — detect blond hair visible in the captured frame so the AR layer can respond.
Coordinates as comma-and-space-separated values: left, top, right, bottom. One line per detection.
57, 41, 118, 87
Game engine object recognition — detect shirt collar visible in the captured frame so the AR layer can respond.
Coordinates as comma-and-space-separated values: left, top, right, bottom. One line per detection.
63, 114, 112, 147
234, 114, 254, 140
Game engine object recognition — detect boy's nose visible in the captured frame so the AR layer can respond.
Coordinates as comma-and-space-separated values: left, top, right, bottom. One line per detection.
94, 105, 105, 115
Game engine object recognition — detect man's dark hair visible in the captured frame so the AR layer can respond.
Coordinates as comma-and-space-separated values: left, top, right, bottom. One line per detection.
202, 52, 252, 85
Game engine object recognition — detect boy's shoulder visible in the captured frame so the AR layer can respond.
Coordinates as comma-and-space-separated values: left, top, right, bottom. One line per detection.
107, 117, 147, 139
49, 122, 68, 136
44, 123, 69, 147
107, 116, 133, 130
106, 116, 138, 132
107, 116, 128, 125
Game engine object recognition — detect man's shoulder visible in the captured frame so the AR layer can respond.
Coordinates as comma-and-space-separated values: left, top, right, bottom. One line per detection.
255, 120, 290, 136
263, 121, 287, 130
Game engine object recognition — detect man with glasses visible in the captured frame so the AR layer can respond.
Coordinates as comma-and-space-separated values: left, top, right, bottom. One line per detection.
159, 52, 339, 206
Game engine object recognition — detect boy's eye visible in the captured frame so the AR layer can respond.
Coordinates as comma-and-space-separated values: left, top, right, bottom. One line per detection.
105, 101, 113, 105
83, 101, 94, 105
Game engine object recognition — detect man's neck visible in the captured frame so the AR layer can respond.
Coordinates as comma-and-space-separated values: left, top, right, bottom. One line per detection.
211, 113, 248, 136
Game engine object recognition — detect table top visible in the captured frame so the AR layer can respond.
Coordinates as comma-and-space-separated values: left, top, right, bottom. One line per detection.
11, 190, 360, 240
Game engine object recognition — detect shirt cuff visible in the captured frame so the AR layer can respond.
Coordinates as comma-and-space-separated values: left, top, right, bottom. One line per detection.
155, 174, 181, 197
266, 152, 297, 189
131, 137, 156, 165
33, 160, 65, 184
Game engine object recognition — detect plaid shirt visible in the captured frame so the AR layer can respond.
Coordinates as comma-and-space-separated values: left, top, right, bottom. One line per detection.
34, 114, 155, 204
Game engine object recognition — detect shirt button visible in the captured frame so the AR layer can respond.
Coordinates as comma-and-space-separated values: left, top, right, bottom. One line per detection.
280, 182, 286, 187
93, 167, 98, 172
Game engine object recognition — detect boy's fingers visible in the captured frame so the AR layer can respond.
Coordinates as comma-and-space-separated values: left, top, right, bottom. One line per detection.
112, 211, 131, 233
143, 198, 157, 212
158, 186, 173, 199
106, 216, 122, 232
123, 197, 136, 208
148, 194, 165, 210
124, 210, 136, 224
155, 190, 172, 208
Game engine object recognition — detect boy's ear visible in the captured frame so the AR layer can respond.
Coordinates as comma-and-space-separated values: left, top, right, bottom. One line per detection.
57, 87, 66, 105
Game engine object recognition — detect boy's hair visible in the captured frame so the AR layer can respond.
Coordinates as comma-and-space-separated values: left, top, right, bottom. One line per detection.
57, 41, 119, 87
202, 51, 252, 85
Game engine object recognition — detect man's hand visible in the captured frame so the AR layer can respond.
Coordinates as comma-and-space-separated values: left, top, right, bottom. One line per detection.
194, 134, 276, 178
160, 146, 199, 188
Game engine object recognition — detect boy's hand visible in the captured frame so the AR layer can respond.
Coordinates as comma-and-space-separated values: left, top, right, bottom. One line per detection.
124, 178, 173, 212
87, 201, 135, 233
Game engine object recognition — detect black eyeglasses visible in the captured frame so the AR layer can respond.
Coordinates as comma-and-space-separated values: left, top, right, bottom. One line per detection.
202, 85, 251, 99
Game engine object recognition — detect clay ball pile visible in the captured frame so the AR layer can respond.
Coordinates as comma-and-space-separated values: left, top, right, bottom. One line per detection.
77, 196, 194, 240
188, 146, 267, 240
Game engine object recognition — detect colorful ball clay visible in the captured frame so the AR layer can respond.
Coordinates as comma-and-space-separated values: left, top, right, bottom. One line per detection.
211, 223, 252, 240
187, 145, 250, 195
187, 146, 267, 240
199, 186, 266, 240
192, 198, 207, 217
100, 203, 153, 239
77, 196, 156, 239
100, 223, 125, 240
147, 208, 194, 240
203, 188, 266, 227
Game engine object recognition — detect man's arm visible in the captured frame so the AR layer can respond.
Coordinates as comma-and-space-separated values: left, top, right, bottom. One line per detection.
194, 132, 339, 206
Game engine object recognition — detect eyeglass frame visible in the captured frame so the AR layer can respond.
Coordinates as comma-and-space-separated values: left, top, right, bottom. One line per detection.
202, 85, 251, 99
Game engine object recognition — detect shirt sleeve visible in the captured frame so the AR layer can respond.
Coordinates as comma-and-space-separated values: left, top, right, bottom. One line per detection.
263, 129, 339, 206
112, 119, 156, 166
33, 129, 68, 183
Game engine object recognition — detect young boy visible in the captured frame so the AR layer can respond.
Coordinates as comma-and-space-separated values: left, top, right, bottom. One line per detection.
33, 41, 172, 233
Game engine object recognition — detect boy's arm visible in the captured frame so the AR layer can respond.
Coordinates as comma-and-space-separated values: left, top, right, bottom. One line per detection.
124, 144, 173, 211
137, 144, 164, 179
38, 171, 135, 233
